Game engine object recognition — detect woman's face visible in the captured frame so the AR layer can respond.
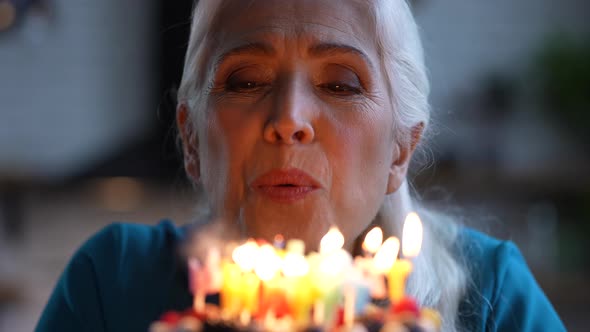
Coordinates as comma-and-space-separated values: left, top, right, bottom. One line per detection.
180, 0, 413, 250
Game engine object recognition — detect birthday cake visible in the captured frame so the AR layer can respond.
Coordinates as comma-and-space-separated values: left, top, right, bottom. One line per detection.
149, 300, 441, 332
150, 214, 441, 332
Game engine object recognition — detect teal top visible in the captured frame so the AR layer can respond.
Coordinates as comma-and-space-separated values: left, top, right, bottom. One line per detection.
35, 221, 566, 331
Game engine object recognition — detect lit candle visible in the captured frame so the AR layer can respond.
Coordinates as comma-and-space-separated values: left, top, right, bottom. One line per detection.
221, 259, 243, 316
254, 244, 282, 282
314, 227, 352, 325
188, 248, 222, 313
188, 258, 206, 312
402, 212, 423, 258
319, 226, 345, 255
205, 248, 223, 293
232, 240, 261, 316
388, 212, 423, 304
359, 227, 387, 299
232, 240, 259, 272
362, 226, 383, 256
373, 237, 400, 274
282, 239, 313, 325
372, 236, 400, 300
255, 244, 289, 318
343, 284, 356, 327
313, 301, 324, 326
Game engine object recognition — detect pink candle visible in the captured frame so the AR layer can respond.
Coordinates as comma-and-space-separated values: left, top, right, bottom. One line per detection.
188, 258, 207, 312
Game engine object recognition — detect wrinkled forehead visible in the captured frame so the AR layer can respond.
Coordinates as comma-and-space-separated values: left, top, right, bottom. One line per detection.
206, 0, 377, 56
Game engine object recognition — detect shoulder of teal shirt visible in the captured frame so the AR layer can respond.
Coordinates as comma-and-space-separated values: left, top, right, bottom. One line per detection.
457, 227, 566, 332
35, 220, 192, 332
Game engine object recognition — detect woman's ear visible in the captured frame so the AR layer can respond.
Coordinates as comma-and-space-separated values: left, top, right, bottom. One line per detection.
177, 103, 200, 183
386, 122, 424, 194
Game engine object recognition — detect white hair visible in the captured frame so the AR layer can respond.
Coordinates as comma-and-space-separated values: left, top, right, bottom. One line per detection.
177, 1, 468, 331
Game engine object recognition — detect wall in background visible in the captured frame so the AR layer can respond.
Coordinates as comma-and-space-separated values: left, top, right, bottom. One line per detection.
0, 0, 157, 181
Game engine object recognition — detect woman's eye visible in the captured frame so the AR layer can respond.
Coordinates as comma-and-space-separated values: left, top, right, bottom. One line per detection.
224, 67, 271, 93
319, 82, 362, 95
318, 64, 364, 96
226, 80, 263, 92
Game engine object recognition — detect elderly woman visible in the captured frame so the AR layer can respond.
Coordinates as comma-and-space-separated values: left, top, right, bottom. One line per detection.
36, 1, 565, 331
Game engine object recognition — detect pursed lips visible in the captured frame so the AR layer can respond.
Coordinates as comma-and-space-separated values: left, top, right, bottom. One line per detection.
250, 168, 321, 203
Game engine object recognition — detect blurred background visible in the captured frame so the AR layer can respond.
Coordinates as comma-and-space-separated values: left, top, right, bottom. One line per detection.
0, 0, 588, 331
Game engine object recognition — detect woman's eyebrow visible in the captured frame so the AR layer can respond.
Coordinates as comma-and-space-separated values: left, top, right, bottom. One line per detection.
213, 42, 275, 69
308, 43, 375, 70
212, 41, 374, 71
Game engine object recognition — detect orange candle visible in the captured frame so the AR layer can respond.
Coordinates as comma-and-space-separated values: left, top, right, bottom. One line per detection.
254, 244, 286, 318
259, 276, 290, 318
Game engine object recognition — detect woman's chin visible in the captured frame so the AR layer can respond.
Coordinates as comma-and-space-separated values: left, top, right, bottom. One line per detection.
239, 199, 336, 249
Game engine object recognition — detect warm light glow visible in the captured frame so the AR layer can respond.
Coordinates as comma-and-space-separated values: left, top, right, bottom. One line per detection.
319, 226, 344, 255
373, 237, 400, 273
282, 252, 309, 277
232, 240, 259, 272
319, 249, 353, 276
402, 212, 423, 258
362, 227, 383, 254
254, 244, 282, 281
286, 239, 305, 255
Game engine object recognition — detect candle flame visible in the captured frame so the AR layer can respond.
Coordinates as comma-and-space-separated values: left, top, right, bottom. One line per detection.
362, 226, 383, 254
402, 212, 423, 258
373, 237, 400, 273
286, 239, 305, 255
319, 249, 353, 276
319, 226, 344, 255
232, 239, 259, 272
254, 244, 282, 281
282, 252, 309, 277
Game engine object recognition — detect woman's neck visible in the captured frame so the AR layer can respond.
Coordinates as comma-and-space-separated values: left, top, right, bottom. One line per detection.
352, 180, 413, 255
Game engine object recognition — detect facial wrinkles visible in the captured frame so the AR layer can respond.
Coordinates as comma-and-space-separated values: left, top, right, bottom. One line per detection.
210, 0, 375, 56
199, 0, 395, 244
200, 114, 231, 217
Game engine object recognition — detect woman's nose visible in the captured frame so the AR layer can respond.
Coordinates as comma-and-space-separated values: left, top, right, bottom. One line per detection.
263, 81, 316, 145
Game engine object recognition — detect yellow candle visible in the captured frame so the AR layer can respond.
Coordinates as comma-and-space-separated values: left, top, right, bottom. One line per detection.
387, 258, 412, 304
287, 275, 313, 324
282, 240, 313, 325
388, 212, 423, 303
220, 260, 242, 316
232, 240, 261, 316
372, 236, 400, 299
241, 271, 260, 314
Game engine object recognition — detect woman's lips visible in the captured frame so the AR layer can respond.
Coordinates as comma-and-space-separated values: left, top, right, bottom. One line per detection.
251, 168, 321, 204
